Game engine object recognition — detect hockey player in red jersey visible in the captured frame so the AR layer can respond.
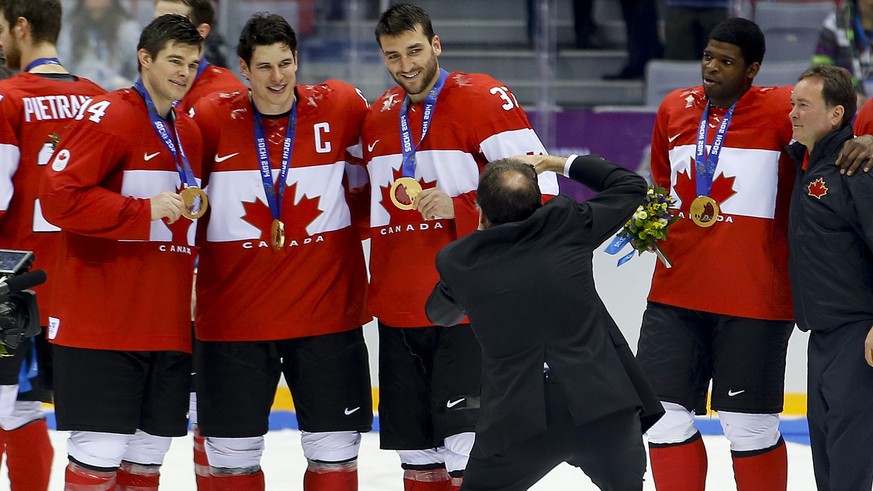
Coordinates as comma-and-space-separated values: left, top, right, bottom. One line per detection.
190, 13, 372, 491
39, 14, 204, 491
362, 4, 558, 490
635, 18, 873, 491
153, 0, 245, 114
0, 1, 105, 489
151, 2, 245, 489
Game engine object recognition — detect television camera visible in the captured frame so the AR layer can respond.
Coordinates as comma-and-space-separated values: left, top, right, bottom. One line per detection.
0, 249, 45, 350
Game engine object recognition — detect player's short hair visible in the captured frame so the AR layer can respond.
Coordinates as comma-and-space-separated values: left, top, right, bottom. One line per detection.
237, 13, 297, 66
137, 13, 202, 70
799, 65, 857, 129
0, 0, 62, 45
477, 159, 542, 226
375, 3, 435, 47
157, 0, 215, 27
708, 17, 766, 66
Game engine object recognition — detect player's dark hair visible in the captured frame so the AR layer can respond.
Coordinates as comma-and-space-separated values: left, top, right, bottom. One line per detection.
708, 17, 766, 66
137, 14, 202, 70
160, 0, 215, 28
477, 159, 542, 226
799, 65, 857, 129
375, 3, 435, 47
0, 0, 62, 45
237, 13, 297, 66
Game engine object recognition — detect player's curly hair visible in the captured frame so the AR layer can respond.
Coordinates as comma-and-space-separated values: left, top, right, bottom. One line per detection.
708, 17, 766, 66
375, 3, 435, 47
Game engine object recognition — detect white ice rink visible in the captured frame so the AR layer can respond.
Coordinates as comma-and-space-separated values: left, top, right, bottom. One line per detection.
6, 427, 818, 490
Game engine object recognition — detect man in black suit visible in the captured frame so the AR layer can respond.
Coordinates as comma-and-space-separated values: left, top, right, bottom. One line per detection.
426, 154, 664, 491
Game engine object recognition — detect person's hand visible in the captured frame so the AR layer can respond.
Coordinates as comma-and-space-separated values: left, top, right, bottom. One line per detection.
414, 188, 455, 220
835, 135, 873, 175
151, 191, 185, 224
865, 324, 873, 367
511, 154, 565, 174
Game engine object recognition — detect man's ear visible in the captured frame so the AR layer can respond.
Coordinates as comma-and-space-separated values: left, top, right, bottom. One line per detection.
137, 49, 152, 70
196, 22, 211, 40
478, 207, 489, 230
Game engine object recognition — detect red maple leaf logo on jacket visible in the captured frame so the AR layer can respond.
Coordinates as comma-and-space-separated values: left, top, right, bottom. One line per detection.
807, 178, 828, 199
673, 156, 738, 212
379, 167, 439, 223
241, 182, 322, 240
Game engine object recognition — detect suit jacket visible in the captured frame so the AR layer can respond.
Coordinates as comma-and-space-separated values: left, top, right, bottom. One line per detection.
426, 155, 664, 458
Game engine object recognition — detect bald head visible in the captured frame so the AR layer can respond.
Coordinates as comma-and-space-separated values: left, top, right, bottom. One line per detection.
477, 158, 542, 227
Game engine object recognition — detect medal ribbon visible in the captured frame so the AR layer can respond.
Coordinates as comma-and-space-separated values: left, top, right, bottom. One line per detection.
399, 68, 449, 178
252, 98, 298, 222
24, 57, 62, 72
695, 101, 736, 198
133, 79, 197, 189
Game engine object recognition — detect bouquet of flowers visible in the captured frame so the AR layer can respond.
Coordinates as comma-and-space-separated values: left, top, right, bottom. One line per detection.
606, 185, 679, 268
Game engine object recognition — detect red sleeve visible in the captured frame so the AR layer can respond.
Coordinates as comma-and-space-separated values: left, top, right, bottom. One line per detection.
650, 100, 672, 190
39, 98, 151, 240
854, 97, 873, 135
0, 90, 21, 220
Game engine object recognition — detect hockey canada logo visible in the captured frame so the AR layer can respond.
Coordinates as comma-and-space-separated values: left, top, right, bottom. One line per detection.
381, 93, 400, 112
807, 178, 828, 199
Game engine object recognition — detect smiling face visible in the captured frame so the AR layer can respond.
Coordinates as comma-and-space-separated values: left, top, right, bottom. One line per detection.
379, 24, 441, 103
139, 40, 201, 115
789, 77, 842, 151
701, 39, 758, 107
240, 42, 297, 115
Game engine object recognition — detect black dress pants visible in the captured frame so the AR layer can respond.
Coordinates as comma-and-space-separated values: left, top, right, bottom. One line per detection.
461, 379, 645, 491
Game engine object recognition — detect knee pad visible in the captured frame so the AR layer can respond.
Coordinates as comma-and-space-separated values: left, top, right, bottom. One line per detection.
68, 431, 130, 469
718, 411, 781, 452
122, 429, 172, 466
300, 430, 361, 463
397, 448, 445, 467
443, 432, 474, 474
205, 436, 264, 471
0, 400, 44, 431
645, 401, 698, 445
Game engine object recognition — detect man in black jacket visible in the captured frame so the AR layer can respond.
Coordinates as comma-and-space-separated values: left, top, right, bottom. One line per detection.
426, 154, 663, 491
786, 64, 873, 491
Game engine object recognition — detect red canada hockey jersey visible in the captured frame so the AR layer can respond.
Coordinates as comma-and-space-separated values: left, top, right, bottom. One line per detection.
39, 88, 204, 351
854, 96, 873, 135
177, 64, 246, 114
362, 72, 559, 327
649, 85, 795, 320
0, 73, 105, 325
192, 81, 371, 341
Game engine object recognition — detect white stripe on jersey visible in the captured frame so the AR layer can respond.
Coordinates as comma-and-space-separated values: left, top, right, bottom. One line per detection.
121, 169, 199, 244
668, 144, 781, 220
32, 199, 60, 232
347, 140, 363, 160
205, 162, 351, 242
479, 127, 558, 195
367, 149, 480, 227
0, 143, 21, 211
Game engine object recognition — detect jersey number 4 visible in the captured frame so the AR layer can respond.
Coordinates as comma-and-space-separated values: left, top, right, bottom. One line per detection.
74, 100, 112, 124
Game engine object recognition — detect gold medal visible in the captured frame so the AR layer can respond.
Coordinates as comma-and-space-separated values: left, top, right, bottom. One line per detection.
689, 195, 719, 228
270, 219, 285, 251
389, 177, 423, 210
180, 186, 208, 220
